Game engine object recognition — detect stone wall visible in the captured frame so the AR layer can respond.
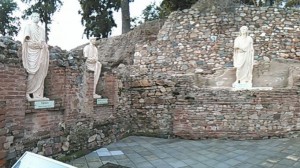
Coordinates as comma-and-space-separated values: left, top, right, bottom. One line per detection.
73, 20, 165, 69
1, 4, 300, 168
119, 72, 300, 139
134, 6, 300, 75
117, 6, 300, 139
0, 36, 130, 167
117, 77, 176, 136
0, 19, 165, 167
173, 87, 300, 140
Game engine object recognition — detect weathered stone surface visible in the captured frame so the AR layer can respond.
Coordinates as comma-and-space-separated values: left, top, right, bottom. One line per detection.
0, 4, 299, 168
0, 37, 21, 65
100, 163, 129, 168
133, 7, 299, 74
62, 142, 70, 152
88, 134, 98, 143
73, 20, 165, 70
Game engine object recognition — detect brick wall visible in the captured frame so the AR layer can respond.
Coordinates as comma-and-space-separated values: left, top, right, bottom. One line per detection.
45, 64, 66, 100
63, 68, 94, 123
102, 75, 118, 106
0, 57, 129, 167
0, 101, 6, 168
24, 99, 64, 138
0, 64, 26, 166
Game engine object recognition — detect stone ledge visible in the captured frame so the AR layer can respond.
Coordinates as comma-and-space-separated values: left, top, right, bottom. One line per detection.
210, 86, 273, 91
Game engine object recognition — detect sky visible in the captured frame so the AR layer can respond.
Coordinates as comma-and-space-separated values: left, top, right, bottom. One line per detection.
15, 0, 162, 50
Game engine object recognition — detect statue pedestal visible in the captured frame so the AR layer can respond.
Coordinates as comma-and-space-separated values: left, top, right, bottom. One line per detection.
232, 82, 252, 89
231, 87, 273, 91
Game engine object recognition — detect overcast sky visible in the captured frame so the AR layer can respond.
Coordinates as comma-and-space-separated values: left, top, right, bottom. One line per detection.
15, 0, 162, 50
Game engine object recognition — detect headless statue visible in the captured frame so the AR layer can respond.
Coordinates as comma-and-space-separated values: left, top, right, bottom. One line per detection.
22, 13, 49, 101
83, 37, 102, 98
232, 26, 254, 88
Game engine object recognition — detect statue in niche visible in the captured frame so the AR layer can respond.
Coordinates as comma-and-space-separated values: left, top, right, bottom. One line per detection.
22, 13, 49, 101
83, 37, 102, 98
232, 26, 254, 88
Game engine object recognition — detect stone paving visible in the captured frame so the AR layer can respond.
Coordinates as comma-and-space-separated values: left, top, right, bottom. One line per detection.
70, 136, 300, 168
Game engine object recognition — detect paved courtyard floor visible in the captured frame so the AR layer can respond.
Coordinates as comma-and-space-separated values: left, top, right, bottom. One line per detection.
70, 136, 300, 168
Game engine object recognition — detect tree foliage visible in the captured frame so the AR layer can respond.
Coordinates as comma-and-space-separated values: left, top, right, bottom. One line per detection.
159, 0, 198, 18
0, 0, 20, 36
241, 0, 299, 7
142, 2, 160, 22
78, 0, 121, 38
21, 0, 63, 41
79, 0, 135, 38
131, 0, 197, 27
285, 0, 300, 7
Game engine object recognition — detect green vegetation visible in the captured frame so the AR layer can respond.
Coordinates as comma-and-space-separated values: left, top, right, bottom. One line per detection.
0, 0, 20, 36
21, 0, 63, 41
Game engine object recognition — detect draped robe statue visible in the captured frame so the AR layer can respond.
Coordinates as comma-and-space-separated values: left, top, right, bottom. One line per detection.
22, 13, 49, 101
83, 38, 102, 98
232, 26, 254, 88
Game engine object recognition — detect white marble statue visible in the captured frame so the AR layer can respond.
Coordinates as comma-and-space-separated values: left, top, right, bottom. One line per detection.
83, 37, 102, 98
232, 26, 254, 89
22, 13, 49, 101
256, 0, 266, 6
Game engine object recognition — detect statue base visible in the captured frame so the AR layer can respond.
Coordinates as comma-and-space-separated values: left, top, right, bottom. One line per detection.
27, 97, 50, 102
232, 82, 252, 89
93, 94, 102, 99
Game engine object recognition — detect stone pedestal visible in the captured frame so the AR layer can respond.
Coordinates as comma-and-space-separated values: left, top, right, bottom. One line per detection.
232, 82, 252, 89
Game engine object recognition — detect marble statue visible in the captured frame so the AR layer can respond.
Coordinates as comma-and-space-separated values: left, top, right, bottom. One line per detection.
232, 26, 254, 89
83, 37, 102, 98
256, 0, 266, 6
22, 13, 49, 101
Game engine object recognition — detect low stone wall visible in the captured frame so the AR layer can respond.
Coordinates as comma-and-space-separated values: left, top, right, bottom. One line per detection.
118, 72, 300, 139
173, 88, 300, 140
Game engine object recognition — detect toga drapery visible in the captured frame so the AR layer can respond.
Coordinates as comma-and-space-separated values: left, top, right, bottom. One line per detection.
22, 24, 49, 98
83, 43, 101, 95
233, 36, 254, 84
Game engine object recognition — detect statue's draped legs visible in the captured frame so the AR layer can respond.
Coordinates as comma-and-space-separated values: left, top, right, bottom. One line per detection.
22, 42, 49, 101
94, 62, 102, 96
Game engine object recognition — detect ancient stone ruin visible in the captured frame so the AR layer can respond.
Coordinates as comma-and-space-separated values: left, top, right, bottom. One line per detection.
0, 4, 299, 168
